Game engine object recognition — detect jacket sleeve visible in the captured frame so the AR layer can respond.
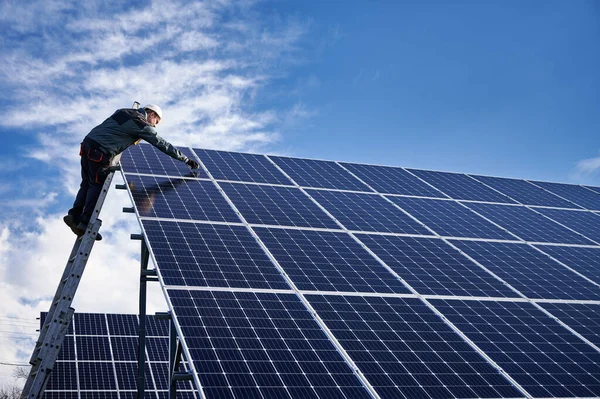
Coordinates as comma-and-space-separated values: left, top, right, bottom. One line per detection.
136, 126, 188, 162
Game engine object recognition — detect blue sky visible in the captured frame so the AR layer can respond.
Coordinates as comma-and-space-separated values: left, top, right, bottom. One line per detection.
0, 0, 598, 386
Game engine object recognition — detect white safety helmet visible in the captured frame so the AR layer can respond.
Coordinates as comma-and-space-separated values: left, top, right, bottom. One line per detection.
143, 104, 163, 122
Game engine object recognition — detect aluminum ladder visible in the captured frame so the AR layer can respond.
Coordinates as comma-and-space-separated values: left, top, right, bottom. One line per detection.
21, 165, 119, 398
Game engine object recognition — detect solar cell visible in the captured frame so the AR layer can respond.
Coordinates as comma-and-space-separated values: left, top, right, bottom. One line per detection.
358, 234, 519, 297
463, 202, 595, 244
110, 336, 138, 361
220, 182, 340, 228
125, 174, 240, 222
45, 361, 77, 390
450, 240, 600, 300
339, 162, 447, 197
307, 295, 523, 399
388, 196, 516, 240
533, 244, 600, 285
143, 220, 290, 289
254, 227, 411, 293
407, 169, 517, 203
269, 155, 374, 191
533, 208, 600, 244
531, 180, 600, 210
539, 302, 600, 348
75, 336, 112, 360
74, 313, 108, 335
470, 174, 581, 208
307, 189, 432, 235
431, 299, 600, 398
168, 289, 372, 399
121, 143, 206, 178
194, 148, 291, 185
107, 313, 139, 336
78, 362, 117, 390
584, 185, 600, 195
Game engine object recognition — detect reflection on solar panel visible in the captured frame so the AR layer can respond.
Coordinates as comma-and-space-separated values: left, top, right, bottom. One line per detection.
431, 299, 600, 398
531, 180, 600, 210
269, 155, 374, 191
470, 174, 581, 208
340, 162, 447, 197
450, 240, 600, 300
408, 168, 516, 203
116, 146, 600, 398
307, 189, 431, 234
194, 149, 291, 185
463, 202, 595, 244
45, 313, 197, 397
387, 196, 516, 240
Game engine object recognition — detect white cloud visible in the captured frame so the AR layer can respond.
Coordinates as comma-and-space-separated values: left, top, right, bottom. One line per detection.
0, 0, 316, 388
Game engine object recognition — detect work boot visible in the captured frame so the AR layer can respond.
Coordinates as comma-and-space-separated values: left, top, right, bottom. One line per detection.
63, 214, 79, 234
75, 221, 103, 241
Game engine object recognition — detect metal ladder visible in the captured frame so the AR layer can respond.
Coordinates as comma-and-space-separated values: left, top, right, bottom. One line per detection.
21, 166, 118, 398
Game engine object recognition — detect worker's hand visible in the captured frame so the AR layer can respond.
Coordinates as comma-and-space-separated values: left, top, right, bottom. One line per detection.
185, 158, 199, 169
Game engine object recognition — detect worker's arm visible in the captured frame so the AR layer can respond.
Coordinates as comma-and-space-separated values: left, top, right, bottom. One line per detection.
137, 126, 199, 168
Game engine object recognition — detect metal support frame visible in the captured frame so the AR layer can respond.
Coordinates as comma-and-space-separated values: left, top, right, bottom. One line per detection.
22, 168, 118, 399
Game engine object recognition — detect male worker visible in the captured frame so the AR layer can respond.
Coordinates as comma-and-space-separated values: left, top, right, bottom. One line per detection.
63, 104, 199, 240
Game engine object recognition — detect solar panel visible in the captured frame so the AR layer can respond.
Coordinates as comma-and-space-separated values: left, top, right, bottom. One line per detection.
450, 240, 600, 300
387, 196, 516, 240
127, 174, 241, 222
121, 143, 207, 178
219, 182, 340, 228
470, 174, 581, 208
254, 227, 411, 293
44, 313, 198, 397
116, 148, 600, 398
463, 202, 595, 244
533, 208, 600, 244
431, 299, 600, 398
339, 162, 448, 197
269, 155, 374, 191
194, 148, 291, 185
357, 234, 519, 298
307, 189, 432, 235
407, 169, 517, 203
531, 180, 600, 210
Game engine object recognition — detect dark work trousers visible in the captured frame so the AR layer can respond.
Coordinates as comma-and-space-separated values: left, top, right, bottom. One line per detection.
68, 138, 112, 225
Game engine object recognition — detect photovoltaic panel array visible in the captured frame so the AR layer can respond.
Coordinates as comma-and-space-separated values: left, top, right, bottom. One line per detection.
44, 312, 198, 399
118, 143, 600, 398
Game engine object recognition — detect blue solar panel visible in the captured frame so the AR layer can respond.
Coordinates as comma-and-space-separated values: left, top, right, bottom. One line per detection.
75, 336, 112, 360
107, 313, 139, 336
533, 244, 600, 285
533, 208, 600, 244
584, 185, 600, 195
540, 302, 600, 348
111, 336, 138, 361
269, 155, 374, 191
431, 299, 600, 398
358, 234, 519, 298
143, 220, 290, 289
408, 169, 517, 203
194, 148, 292, 185
220, 182, 340, 229
340, 162, 448, 197
46, 361, 77, 390
531, 180, 600, 210
470, 174, 581, 208
450, 240, 600, 300
121, 143, 206, 178
388, 196, 517, 240
463, 202, 595, 244
255, 227, 411, 293
168, 290, 372, 399
307, 189, 432, 235
74, 313, 108, 335
125, 174, 240, 222
307, 295, 523, 399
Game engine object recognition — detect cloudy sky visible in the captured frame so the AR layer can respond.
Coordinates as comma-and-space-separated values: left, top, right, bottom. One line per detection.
0, 0, 599, 387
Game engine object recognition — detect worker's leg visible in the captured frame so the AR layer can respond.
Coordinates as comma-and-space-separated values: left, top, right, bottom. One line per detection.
68, 143, 88, 218
78, 147, 110, 227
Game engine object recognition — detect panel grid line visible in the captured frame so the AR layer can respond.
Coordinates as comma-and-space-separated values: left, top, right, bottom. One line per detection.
265, 152, 533, 398
104, 314, 122, 399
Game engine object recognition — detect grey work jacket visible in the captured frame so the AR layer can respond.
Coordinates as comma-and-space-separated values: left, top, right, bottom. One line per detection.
85, 108, 188, 162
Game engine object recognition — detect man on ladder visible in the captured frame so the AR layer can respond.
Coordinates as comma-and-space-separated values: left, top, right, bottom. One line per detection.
63, 103, 199, 240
